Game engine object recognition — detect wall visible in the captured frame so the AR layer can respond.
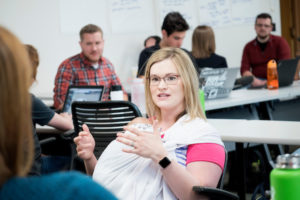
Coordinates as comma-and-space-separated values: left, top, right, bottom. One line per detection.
0, 0, 281, 98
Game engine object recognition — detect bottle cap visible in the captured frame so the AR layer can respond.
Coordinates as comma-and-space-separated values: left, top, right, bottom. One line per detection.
111, 85, 122, 91
276, 154, 300, 169
267, 59, 277, 68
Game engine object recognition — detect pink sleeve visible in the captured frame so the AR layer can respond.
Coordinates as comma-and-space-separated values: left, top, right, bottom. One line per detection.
186, 143, 225, 171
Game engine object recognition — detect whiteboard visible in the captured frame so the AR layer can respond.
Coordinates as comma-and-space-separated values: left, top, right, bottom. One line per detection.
0, 0, 280, 99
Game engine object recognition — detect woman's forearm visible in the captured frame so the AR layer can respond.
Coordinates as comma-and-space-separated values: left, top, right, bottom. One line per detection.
160, 160, 221, 200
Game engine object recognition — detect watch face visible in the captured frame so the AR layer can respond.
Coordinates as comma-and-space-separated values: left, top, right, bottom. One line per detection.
159, 157, 171, 168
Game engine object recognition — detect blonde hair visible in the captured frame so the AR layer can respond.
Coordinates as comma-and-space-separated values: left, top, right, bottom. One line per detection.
144, 47, 206, 121
25, 44, 39, 80
0, 26, 33, 185
191, 25, 216, 59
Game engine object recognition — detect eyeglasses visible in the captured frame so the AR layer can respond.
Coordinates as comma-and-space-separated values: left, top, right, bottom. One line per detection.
256, 24, 272, 28
149, 74, 180, 86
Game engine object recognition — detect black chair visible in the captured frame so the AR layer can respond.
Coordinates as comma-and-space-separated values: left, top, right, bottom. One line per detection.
70, 101, 142, 169
193, 186, 239, 200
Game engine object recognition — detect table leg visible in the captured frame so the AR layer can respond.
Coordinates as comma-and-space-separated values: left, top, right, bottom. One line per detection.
256, 101, 273, 120
236, 142, 246, 200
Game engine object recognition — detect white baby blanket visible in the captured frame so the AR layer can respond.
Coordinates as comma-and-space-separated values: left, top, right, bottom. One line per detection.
93, 115, 223, 200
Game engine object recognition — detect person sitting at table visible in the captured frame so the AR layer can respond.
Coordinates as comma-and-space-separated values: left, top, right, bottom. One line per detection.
240, 13, 291, 87
74, 47, 225, 200
0, 26, 117, 200
25, 44, 73, 175
137, 12, 191, 77
53, 24, 127, 110
191, 25, 228, 71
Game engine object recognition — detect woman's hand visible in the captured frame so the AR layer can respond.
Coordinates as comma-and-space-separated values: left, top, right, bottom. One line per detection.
116, 122, 168, 163
73, 124, 95, 161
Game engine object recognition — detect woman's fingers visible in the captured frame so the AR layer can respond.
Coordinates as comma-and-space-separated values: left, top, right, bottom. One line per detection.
123, 126, 141, 136
116, 135, 135, 147
82, 124, 90, 133
117, 131, 138, 141
73, 136, 81, 143
122, 147, 138, 154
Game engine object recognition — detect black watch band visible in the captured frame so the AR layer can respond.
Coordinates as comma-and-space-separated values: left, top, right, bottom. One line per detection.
159, 157, 171, 169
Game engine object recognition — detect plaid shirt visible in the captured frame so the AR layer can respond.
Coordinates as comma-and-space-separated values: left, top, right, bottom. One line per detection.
53, 53, 124, 109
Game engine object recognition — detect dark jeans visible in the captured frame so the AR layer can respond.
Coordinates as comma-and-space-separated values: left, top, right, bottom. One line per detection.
41, 155, 70, 174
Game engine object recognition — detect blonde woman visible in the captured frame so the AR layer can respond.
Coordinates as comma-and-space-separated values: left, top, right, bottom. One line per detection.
75, 47, 225, 200
192, 25, 228, 70
0, 26, 116, 200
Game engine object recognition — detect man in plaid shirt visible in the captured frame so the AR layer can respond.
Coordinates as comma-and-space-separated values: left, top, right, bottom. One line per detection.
53, 24, 127, 110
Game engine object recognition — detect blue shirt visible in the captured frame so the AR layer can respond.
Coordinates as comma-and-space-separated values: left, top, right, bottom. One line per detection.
0, 172, 117, 200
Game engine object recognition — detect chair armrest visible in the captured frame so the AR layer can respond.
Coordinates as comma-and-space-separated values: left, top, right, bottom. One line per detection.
59, 129, 75, 140
193, 186, 239, 200
39, 137, 56, 145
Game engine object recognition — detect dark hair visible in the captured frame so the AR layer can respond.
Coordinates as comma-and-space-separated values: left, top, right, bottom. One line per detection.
80, 24, 103, 41
161, 12, 189, 36
256, 13, 272, 24
144, 35, 161, 47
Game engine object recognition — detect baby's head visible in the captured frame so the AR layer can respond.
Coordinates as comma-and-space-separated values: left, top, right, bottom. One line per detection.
127, 117, 151, 126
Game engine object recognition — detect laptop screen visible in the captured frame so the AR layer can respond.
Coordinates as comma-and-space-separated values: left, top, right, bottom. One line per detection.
199, 68, 238, 100
62, 85, 104, 114
277, 58, 299, 87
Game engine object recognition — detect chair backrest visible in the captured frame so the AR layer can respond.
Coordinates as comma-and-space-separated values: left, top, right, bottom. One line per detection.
217, 148, 228, 189
72, 101, 142, 158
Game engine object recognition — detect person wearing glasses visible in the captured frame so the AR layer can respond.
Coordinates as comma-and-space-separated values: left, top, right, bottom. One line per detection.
240, 13, 291, 87
74, 47, 225, 200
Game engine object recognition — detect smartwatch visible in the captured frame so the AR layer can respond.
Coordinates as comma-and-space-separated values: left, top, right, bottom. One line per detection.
159, 157, 171, 169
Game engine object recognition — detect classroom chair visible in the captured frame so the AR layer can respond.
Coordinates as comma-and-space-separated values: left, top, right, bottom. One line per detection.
70, 101, 142, 170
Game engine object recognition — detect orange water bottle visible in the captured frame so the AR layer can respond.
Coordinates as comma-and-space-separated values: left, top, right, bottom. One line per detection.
267, 59, 279, 89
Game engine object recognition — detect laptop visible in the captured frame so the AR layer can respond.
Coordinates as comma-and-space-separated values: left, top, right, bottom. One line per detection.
62, 85, 104, 114
199, 68, 239, 100
277, 58, 299, 87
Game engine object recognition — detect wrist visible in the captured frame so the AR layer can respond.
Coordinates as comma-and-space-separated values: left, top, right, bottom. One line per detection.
158, 157, 172, 169
84, 153, 96, 162
152, 150, 168, 164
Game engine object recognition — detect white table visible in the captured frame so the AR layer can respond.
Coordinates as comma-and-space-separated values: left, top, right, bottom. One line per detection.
208, 119, 300, 145
39, 80, 300, 112
208, 118, 300, 200
205, 80, 300, 111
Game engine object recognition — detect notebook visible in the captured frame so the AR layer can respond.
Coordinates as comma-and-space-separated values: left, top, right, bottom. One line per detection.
62, 85, 104, 114
277, 58, 299, 87
199, 67, 239, 100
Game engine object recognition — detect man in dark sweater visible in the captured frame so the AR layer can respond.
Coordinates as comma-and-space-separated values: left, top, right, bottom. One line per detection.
240, 13, 291, 87
137, 12, 191, 77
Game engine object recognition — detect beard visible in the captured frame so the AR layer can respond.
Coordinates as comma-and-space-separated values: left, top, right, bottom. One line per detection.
257, 33, 270, 42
